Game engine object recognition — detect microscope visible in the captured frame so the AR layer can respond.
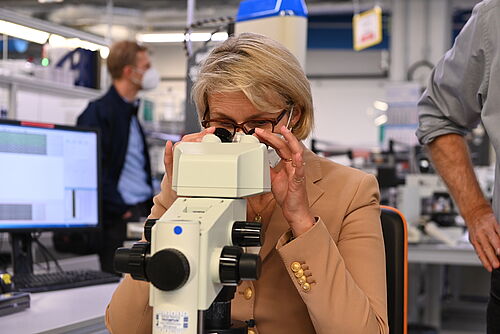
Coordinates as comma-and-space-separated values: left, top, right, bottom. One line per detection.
114, 130, 270, 334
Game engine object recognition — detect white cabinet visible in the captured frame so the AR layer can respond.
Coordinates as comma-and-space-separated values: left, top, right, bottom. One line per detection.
0, 73, 102, 125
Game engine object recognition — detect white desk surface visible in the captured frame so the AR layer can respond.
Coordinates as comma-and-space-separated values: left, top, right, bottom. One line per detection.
408, 242, 481, 266
3, 282, 119, 334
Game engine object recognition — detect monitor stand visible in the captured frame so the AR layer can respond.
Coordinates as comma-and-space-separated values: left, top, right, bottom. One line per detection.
10, 233, 34, 275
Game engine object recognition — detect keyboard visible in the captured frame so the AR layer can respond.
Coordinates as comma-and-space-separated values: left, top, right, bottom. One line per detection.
13, 270, 121, 293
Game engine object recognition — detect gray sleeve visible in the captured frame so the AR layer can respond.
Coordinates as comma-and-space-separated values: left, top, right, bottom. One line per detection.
416, 2, 491, 145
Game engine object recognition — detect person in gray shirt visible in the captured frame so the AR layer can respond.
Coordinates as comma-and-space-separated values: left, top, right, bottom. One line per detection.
417, 0, 500, 331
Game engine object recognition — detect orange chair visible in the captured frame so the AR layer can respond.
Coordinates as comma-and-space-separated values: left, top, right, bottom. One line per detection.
380, 206, 408, 334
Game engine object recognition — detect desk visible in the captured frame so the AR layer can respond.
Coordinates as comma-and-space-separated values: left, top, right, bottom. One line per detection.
408, 243, 483, 331
3, 282, 119, 334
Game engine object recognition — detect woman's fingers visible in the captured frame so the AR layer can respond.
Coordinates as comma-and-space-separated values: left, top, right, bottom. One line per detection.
254, 128, 293, 160
164, 140, 174, 179
181, 126, 215, 143
279, 126, 303, 157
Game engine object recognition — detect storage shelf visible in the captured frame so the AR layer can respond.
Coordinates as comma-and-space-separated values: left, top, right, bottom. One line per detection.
0, 73, 102, 100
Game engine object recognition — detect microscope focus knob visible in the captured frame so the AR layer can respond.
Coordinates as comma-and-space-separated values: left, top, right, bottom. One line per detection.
219, 246, 243, 285
147, 248, 190, 291
232, 221, 264, 247
239, 253, 261, 280
143, 219, 158, 242
114, 241, 150, 281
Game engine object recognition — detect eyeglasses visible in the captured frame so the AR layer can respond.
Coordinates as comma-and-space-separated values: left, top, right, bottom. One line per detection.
201, 109, 289, 136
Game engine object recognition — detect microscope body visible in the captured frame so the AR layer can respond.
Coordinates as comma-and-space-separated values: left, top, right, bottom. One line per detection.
115, 133, 270, 334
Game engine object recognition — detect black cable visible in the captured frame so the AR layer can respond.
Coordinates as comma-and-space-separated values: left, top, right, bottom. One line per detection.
183, 16, 234, 57
31, 233, 50, 272
0, 233, 8, 271
32, 233, 63, 273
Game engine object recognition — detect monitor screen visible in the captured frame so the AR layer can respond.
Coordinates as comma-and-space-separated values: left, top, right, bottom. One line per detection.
0, 120, 100, 231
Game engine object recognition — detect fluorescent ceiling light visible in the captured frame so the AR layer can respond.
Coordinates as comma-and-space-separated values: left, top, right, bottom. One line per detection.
137, 32, 229, 43
137, 33, 185, 43
374, 114, 388, 127
49, 34, 110, 58
0, 19, 49, 44
373, 100, 389, 112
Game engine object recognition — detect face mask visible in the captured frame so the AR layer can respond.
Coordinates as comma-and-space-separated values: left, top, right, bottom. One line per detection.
135, 68, 160, 91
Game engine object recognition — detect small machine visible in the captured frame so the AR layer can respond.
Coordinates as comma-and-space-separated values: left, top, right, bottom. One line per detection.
114, 132, 271, 334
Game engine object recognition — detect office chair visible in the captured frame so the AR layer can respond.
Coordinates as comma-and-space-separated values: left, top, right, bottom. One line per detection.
380, 205, 408, 334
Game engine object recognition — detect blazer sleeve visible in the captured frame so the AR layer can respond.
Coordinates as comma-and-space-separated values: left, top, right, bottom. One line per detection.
105, 173, 175, 333
276, 174, 389, 334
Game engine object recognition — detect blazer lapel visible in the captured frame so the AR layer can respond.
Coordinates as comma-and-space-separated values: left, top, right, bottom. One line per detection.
259, 149, 325, 263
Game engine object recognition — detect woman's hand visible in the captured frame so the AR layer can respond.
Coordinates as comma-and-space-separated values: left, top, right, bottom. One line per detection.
162, 127, 216, 207
254, 126, 315, 237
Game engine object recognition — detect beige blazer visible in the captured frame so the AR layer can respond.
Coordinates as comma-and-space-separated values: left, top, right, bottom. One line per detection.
106, 150, 389, 334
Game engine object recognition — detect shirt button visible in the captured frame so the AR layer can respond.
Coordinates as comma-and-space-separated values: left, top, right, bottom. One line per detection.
290, 261, 301, 272
244, 287, 253, 300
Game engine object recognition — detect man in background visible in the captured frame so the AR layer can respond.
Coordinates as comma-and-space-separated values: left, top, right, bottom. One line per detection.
416, 1, 500, 332
77, 41, 160, 273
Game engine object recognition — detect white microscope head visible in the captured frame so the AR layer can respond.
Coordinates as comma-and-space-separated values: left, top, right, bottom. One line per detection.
172, 134, 271, 198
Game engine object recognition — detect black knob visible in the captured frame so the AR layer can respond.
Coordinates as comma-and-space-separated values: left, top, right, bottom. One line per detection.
219, 246, 243, 285
232, 221, 264, 247
214, 128, 233, 143
144, 219, 158, 242
239, 253, 261, 280
114, 241, 150, 281
146, 248, 190, 291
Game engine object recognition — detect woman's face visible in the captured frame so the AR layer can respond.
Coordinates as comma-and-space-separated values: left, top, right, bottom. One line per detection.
206, 91, 299, 135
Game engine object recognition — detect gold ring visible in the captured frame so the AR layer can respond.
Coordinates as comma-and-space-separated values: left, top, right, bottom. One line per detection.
293, 176, 305, 183
284, 158, 293, 163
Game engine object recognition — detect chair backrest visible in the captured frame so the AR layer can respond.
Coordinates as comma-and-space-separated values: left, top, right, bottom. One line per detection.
380, 205, 408, 334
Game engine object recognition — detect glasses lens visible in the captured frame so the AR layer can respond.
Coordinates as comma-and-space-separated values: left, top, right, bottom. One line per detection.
243, 120, 273, 133
204, 121, 236, 134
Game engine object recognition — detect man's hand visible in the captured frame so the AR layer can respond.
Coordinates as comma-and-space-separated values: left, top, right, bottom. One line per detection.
467, 208, 500, 272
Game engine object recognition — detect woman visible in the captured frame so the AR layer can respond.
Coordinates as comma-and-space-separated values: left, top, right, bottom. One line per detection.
106, 33, 389, 334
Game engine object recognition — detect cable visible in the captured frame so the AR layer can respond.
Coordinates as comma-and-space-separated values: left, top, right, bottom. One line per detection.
32, 233, 63, 273
183, 16, 234, 57
32, 233, 50, 272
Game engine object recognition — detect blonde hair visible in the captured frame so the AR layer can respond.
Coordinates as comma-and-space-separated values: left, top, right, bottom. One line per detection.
107, 41, 148, 80
192, 33, 314, 140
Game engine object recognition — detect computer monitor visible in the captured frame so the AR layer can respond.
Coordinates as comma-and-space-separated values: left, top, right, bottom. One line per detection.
0, 119, 100, 275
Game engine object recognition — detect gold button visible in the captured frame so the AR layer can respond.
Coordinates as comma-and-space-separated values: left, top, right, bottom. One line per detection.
302, 282, 311, 292
244, 287, 253, 300
294, 268, 304, 278
290, 261, 301, 272
248, 329, 256, 334
298, 275, 307, 285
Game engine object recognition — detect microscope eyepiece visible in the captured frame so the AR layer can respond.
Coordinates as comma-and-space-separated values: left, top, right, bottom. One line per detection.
113, 241, 150, 281
214, 128, 233, 143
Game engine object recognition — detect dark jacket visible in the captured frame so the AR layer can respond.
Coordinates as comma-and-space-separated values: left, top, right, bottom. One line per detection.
77, 85, 152, 218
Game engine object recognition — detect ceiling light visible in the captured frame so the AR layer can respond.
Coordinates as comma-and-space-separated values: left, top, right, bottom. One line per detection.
137, 33, 185, 43
0, 20, 49, 44
49, 34, 110, 58
374, 114, 388, 127
137, 32, 229, 43
373, 100, 389, 112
